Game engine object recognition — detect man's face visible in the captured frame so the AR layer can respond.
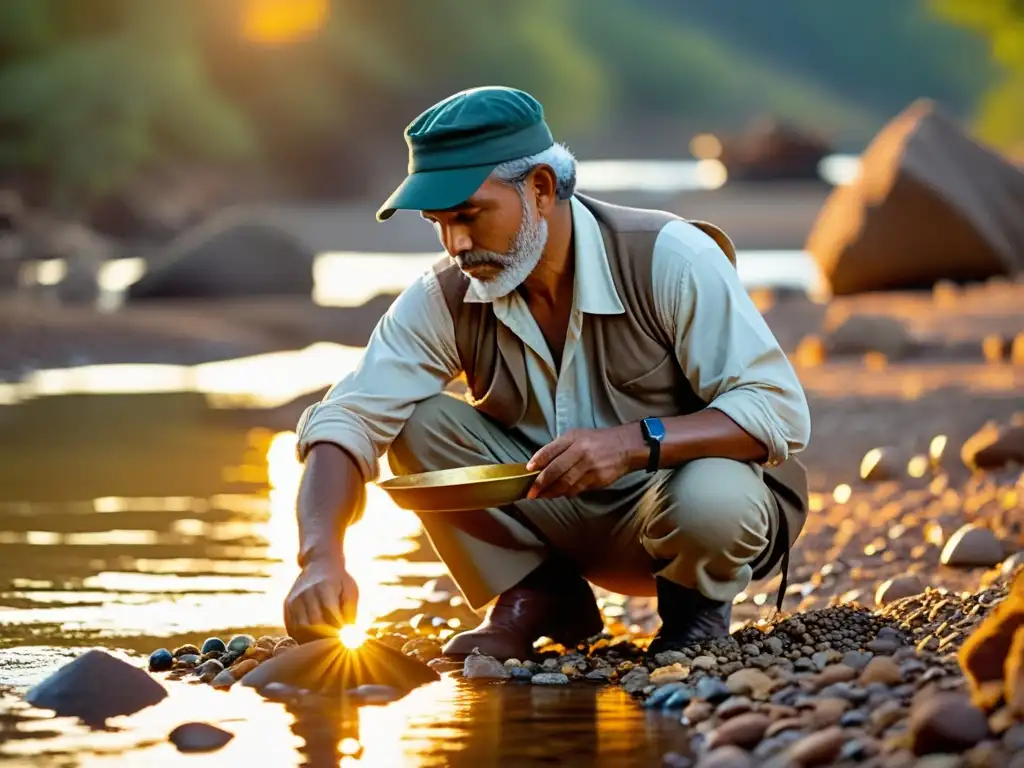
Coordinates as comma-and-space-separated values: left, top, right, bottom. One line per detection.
422, 176, 548, 300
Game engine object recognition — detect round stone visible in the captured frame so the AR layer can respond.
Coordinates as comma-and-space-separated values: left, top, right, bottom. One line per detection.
226, 634, 255, 654
148, 648, 173, 672
201, 637, 226, 655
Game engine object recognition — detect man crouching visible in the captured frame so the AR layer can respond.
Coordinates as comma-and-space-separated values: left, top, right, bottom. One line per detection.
283, 86, 810, 661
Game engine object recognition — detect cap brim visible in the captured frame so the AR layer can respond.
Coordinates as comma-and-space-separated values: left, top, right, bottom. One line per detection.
376, 164, 496, 222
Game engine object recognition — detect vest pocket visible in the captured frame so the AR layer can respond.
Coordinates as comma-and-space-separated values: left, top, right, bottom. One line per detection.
615, 354, 676, 392
607, 354, 683, 421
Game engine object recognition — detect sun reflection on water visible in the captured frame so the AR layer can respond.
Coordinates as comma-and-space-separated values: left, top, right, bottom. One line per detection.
262, 430, 428, 631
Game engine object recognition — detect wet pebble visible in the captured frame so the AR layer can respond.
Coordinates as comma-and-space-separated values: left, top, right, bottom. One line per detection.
464, 653, 510, 680
645, 683, 690, 709
654, 650, 692, 667
172, 644, 200, 658
168, 722, 234, 753
585, 668, 614, 682
273, 638, 297, 656
695, 677, 731, 704
195, 659, 224, 684
1005, 723, 1024, 751
707, 712, 771, 750
692, 655, 717, 671
860, 656, 904, 686
839, 709, 867, 727
694, 745, 751, 768
682, 700, 714, 725
201, 637, 226, 655
876, 576, 926, 607
510, 666, 533, 682
531, 673, 569, 685
651, 663, 690, 686
210, 669, 237, 689
786, 726, 846, 765
620, 667, 651, 695
148, 649, 173, 672
715, 696, 752, 719
940, 524, 1005, 567
174, 654, 200, 669
725, 669, 773, 699
909, 692, 989, 755
226, 635, 255, 654
230, 659, 258, 680
842, 650, 873, 670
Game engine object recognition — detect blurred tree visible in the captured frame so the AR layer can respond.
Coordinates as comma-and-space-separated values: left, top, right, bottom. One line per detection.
0, 0, 1005, 209
0, 0, 255, 210
929, 0, 1024, 148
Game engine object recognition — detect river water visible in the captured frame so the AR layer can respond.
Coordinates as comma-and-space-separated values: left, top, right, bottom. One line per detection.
0, 407, 700, 766
0, 159, 846, 766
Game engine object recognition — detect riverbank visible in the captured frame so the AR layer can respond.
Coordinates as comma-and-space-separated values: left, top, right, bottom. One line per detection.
3, 278, 1021, 494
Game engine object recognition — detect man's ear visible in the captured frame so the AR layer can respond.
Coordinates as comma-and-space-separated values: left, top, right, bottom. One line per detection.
528, 164, 558, 217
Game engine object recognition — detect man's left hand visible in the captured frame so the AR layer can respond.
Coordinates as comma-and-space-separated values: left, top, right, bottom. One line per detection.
526, 425, 645, 499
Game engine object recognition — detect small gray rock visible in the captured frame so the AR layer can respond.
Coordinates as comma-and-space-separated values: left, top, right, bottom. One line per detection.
811, 652, 831, 671
510, 666, 533, 682
842, 651, 873, 671
940, 524, 1004, 567
840, 710, 868, 727
464, 654, 510, 680
695, 677, 731, 703
169, 722, 234, 753
531, 673, 569, 685
585, 668, 613, 682
210, 669, 236, 689
764, 637, 784, 656
654, 650, 691, 668
1004, 723, 1024, 752
645, 683, 688, 708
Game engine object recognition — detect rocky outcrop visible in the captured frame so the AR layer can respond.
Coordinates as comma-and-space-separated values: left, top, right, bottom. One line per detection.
806, 99, 1024, 295
125, 209, 315, 300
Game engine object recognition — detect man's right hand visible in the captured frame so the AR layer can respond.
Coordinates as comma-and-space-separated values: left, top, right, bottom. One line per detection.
283, 558, 360, 644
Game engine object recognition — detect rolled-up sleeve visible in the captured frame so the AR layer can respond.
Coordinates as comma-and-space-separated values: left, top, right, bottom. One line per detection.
652, 221, 811, 465
295, 269, 461, 480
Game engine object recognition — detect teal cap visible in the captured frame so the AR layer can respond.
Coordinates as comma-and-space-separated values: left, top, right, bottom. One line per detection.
377, 86, 554, 221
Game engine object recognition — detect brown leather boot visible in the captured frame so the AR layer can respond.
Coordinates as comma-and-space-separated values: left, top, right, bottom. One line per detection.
441, 560, 604, 660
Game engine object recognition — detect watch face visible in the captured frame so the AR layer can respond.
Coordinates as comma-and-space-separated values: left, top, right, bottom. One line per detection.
643, 418, 666, 441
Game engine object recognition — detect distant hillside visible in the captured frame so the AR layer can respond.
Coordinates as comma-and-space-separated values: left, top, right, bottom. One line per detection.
624, 0, 994, 146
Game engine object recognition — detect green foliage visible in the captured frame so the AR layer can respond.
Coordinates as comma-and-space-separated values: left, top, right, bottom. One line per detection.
929, 0, 1024, 147
0, 0, 255, 208
0, 0, 1007, 207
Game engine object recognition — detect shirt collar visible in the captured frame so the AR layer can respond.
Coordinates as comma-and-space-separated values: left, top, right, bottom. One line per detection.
462, 195, 625, 314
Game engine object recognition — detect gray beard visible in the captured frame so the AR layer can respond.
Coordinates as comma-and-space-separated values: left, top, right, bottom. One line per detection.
459, 190, 549, 301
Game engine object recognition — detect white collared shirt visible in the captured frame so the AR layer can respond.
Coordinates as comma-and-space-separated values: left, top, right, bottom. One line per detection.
297, 196, 810, 480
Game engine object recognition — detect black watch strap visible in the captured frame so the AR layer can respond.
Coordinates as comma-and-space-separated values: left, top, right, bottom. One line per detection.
640, 417, 665, 474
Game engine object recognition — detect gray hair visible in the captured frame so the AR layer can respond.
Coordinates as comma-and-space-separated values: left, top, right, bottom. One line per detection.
490, 142, 577, 200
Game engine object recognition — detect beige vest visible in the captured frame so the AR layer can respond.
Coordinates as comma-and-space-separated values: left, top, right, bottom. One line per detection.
432, 193, 807, 580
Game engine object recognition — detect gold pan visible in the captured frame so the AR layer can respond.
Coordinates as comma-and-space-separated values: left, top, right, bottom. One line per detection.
377, 463, 539, 513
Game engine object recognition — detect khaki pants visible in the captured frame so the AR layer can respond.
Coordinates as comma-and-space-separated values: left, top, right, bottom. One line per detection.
387, 394, 779, 611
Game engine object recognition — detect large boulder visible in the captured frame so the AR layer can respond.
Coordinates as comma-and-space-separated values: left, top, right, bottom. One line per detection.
126, 209, 315, 301
717, 116, 832, 182
806, 99, 1024, 295
25, 649, 167, 726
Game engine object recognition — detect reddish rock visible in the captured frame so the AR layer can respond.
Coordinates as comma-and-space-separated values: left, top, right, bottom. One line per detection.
959, 571, 1024, 709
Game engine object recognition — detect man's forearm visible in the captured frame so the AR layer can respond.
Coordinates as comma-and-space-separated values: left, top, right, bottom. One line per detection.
296, 443, 367, 567
624, 408, 769, 471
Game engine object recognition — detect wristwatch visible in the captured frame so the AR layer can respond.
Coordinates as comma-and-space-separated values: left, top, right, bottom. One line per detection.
640, 417, 666, 473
